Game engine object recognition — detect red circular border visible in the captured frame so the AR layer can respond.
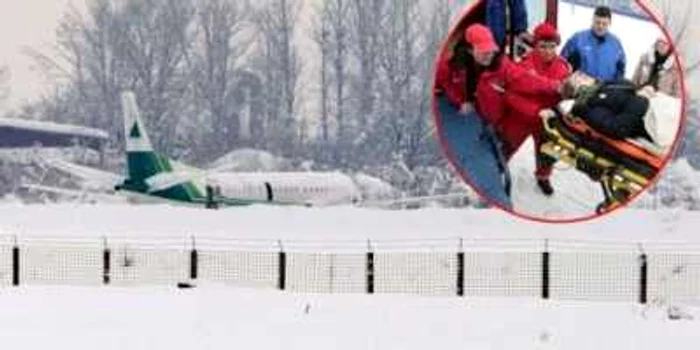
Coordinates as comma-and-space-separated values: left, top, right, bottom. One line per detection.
430, 0, 688, 224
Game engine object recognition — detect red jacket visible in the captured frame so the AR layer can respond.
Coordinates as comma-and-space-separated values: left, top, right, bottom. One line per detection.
498, 54, 571, 158
475, 55, 561, 127
435, 53, 468, 108
505, 54, 572, 122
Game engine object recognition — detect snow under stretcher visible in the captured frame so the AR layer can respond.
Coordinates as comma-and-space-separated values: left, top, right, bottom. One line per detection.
539, 109, 665, 214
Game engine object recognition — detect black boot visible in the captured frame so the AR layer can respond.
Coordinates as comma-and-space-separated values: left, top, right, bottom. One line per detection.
537, 178, 554, 196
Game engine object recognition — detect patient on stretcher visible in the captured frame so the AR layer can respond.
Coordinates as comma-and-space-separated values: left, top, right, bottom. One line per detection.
551, 71, 682, 157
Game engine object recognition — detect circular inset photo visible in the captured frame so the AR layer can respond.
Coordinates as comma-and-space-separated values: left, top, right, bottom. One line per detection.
432, 0, 687, 222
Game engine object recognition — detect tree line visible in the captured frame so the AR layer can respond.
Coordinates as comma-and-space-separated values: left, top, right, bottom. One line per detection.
8, 0, 450, 173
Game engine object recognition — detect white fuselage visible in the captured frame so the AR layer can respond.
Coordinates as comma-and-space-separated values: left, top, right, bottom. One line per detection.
203, 172, 362, 206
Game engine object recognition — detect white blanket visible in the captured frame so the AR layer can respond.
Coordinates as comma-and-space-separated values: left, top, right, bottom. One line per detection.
643, 92, 683, 151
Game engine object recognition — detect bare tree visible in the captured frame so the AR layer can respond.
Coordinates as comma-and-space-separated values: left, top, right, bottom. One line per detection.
26, 0, 123, 129
370, 0, 444, 169
253, 0, 302, 154
26, 0, 198, 156
191, 0, 251, 154
328, 0, 350, 148
377, 0, 417, 147
310, 0, 351, 166
410, 0, 452, 167
348, 0, 384, 134
312, 6, 331, 143
115, 0, 197, 152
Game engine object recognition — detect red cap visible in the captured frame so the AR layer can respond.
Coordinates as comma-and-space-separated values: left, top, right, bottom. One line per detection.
533, 23, 560, 44
464, 24, 499, 54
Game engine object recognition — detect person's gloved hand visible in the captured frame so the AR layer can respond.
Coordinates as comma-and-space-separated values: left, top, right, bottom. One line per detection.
637, 85, 656, 99
539, 109, 556, 120
556, 82, 565, 96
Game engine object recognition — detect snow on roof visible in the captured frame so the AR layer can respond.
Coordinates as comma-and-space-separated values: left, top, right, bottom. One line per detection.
208, 148, 290, 172
0, 117, 109, 140
351, 173, 397, 199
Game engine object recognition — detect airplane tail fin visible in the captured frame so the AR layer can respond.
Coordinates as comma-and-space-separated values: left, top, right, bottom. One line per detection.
121, 91, 173, 183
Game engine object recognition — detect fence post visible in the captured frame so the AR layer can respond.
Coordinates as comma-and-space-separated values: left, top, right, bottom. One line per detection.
12, 236, 19, 287
457, 238, 464, 297
190, 236, 198, 281
542, 239, 550, 300
103, 237, 111, 285
639, 244, 648, 305
278, 240, 286, 291
366, 240, 375, 294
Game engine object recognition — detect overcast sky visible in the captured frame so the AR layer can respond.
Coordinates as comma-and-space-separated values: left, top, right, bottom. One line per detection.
0, 0, 85, 112
1, 0, 696, 115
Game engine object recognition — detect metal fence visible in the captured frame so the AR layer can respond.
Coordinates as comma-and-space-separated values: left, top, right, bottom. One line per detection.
1, 236, 699, 304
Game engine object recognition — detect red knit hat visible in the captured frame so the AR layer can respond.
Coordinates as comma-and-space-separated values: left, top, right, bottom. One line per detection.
464, 24, 499, 53
533, 23, 560, 44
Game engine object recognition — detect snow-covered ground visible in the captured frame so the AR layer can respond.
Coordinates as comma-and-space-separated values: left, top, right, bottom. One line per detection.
0, 201, 699, 348
0, 203, 698, 245
0, 286, 697, 350
510, 138, 606, 218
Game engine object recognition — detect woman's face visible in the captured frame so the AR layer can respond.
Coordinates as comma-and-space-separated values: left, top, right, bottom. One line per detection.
655, 40, 670, 56
536, 41, 558, 62
472, 49, 496, 66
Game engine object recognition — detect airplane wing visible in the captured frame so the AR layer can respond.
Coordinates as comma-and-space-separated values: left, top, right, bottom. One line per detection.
357, 193, 471, 208
39, 157, 125, 190
19, 183, 130, 204
190, 196, 313, 208
144, 170, 208, 193
20, 184, 92, 198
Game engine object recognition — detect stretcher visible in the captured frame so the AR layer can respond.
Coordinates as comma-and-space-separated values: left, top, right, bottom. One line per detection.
539, 109, 665, 214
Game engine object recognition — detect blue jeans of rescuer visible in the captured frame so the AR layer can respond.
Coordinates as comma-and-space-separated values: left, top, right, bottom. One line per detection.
436, 95, 513, 210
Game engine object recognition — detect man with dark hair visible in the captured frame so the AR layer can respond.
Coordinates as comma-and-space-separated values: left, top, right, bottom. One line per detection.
561, 6, 626, 82
594, 6, 611, 19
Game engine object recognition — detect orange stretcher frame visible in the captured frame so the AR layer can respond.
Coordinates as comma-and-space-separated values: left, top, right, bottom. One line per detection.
562, 115, 664, 171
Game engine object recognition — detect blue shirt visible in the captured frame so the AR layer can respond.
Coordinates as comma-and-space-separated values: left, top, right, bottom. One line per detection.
561, 29, 627, 82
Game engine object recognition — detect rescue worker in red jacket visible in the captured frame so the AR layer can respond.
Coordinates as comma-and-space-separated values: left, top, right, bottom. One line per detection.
467, 24, 563, 130
503, 23, 572, 196
440, 23, 562, 208
434, 35, 516, 209
467, 25, 564, 156
435, 39, 474, 111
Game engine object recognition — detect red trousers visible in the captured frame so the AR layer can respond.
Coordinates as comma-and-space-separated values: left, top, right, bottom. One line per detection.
498, 117, 555, 180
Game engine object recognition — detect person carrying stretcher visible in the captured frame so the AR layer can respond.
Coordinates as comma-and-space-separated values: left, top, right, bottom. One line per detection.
504, 22, 572, 196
